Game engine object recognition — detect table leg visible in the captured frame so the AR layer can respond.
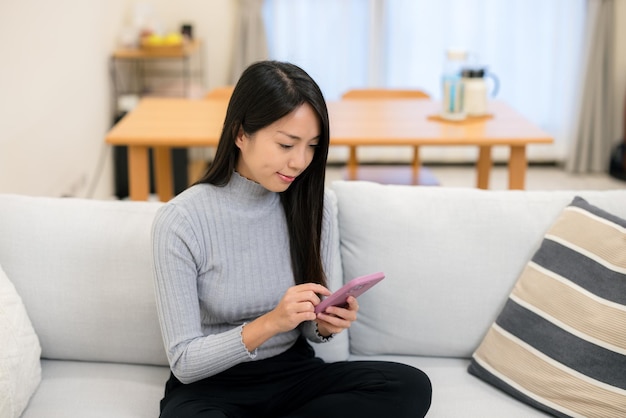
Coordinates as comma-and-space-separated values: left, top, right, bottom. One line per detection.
508, 146, 527, 190
154, 147, 174, 202
411, 146, 421, 185
127, 146, 150, 201
347, 146, 358, 180
476, 146, 492, 189
183, 56, 189, 97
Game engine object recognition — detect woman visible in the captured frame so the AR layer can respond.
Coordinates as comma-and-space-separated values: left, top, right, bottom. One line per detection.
152, 60, 432, 417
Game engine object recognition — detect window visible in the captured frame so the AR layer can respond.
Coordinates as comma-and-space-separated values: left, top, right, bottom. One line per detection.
263, 0, 586, 162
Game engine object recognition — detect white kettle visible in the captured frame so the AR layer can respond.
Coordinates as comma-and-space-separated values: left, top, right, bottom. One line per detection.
461, 67, 499, 117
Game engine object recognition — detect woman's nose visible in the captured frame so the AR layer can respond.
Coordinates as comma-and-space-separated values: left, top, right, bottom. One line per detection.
289, 147, 310, 170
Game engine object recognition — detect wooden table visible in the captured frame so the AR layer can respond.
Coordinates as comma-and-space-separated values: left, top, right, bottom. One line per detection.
105, 98, 553, 201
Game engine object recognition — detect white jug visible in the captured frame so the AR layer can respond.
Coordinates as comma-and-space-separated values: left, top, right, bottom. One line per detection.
461, 68, 499, 117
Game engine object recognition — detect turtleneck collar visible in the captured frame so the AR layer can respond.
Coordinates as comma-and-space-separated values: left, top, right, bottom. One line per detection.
229, 171, 277, 203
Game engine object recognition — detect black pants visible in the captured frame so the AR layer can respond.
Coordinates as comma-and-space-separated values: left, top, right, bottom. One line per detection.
160, 337, 431, 418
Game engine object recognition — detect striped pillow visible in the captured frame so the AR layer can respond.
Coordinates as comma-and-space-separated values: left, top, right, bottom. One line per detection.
468, 196, 626, 418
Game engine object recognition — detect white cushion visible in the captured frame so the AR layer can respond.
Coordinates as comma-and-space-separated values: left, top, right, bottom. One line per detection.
330, 181, 626, 358
0, 263, 41, 418
0, 194, 167, 366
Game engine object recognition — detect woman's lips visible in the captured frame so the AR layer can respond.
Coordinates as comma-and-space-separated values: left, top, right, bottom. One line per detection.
277, 172, 296, 183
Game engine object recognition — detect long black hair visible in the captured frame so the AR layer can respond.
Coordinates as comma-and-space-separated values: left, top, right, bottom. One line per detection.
196, 61, 330, 288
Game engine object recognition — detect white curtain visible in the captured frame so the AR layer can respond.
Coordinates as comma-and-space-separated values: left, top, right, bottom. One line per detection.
231, 0, 269, 83
566, 0, 616, 173
263, 0, 371, 98
263, 0, 587, 163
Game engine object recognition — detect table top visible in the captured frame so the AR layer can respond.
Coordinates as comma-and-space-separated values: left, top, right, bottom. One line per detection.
105, 97, 553, 147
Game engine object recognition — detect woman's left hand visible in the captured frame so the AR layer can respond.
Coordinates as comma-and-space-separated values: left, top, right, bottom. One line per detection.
315, 296, 358, 337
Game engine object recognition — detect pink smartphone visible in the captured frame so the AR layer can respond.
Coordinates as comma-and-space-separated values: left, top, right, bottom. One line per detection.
314, 272, 385, 314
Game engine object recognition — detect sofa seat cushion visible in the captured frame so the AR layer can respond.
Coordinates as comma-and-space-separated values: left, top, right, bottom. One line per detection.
348, 355, 550, 417
21, 360, 170, 418
469, 197, 626, 417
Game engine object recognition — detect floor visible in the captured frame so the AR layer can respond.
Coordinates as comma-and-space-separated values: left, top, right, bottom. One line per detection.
324, 163, 626, 191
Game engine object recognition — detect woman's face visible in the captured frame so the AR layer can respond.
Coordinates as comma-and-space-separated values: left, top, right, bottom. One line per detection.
235, 103, 321, 192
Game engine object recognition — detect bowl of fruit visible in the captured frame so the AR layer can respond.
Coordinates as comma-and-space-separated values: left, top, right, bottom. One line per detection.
140, 32, 186, 54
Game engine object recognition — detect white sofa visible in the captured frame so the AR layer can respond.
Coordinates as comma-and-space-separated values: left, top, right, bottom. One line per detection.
1, 181, 625, 418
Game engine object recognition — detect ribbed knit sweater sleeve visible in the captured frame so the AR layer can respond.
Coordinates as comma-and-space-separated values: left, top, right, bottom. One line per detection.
151, 172, 335, 383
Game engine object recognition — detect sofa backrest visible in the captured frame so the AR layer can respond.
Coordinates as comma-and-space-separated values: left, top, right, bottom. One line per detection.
331, 181, 626, 359
0, 194, 169, 366
0, 193, 349, 366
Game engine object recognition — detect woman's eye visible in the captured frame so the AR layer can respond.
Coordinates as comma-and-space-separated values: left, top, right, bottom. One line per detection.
279, 144, 293, 149
309, 143, 320, 149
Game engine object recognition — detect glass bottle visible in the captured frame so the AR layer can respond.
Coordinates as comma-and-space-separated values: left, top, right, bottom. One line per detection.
441, 49, 467, 120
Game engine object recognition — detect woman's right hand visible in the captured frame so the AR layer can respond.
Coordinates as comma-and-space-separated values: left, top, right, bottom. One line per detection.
241, 283, 330, 352
269, 283, 331, 333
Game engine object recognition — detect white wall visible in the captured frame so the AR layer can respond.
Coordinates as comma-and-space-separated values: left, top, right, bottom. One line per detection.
0, 0, 123, 198
0, 0, 236, 199
0, 1, 624, 199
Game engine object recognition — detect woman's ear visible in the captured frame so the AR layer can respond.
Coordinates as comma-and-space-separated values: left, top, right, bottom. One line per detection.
234, 127, 245, 149
235, 126, 246, 148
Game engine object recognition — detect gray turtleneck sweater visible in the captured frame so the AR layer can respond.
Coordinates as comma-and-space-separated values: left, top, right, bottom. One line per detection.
152, 172, 335, 384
